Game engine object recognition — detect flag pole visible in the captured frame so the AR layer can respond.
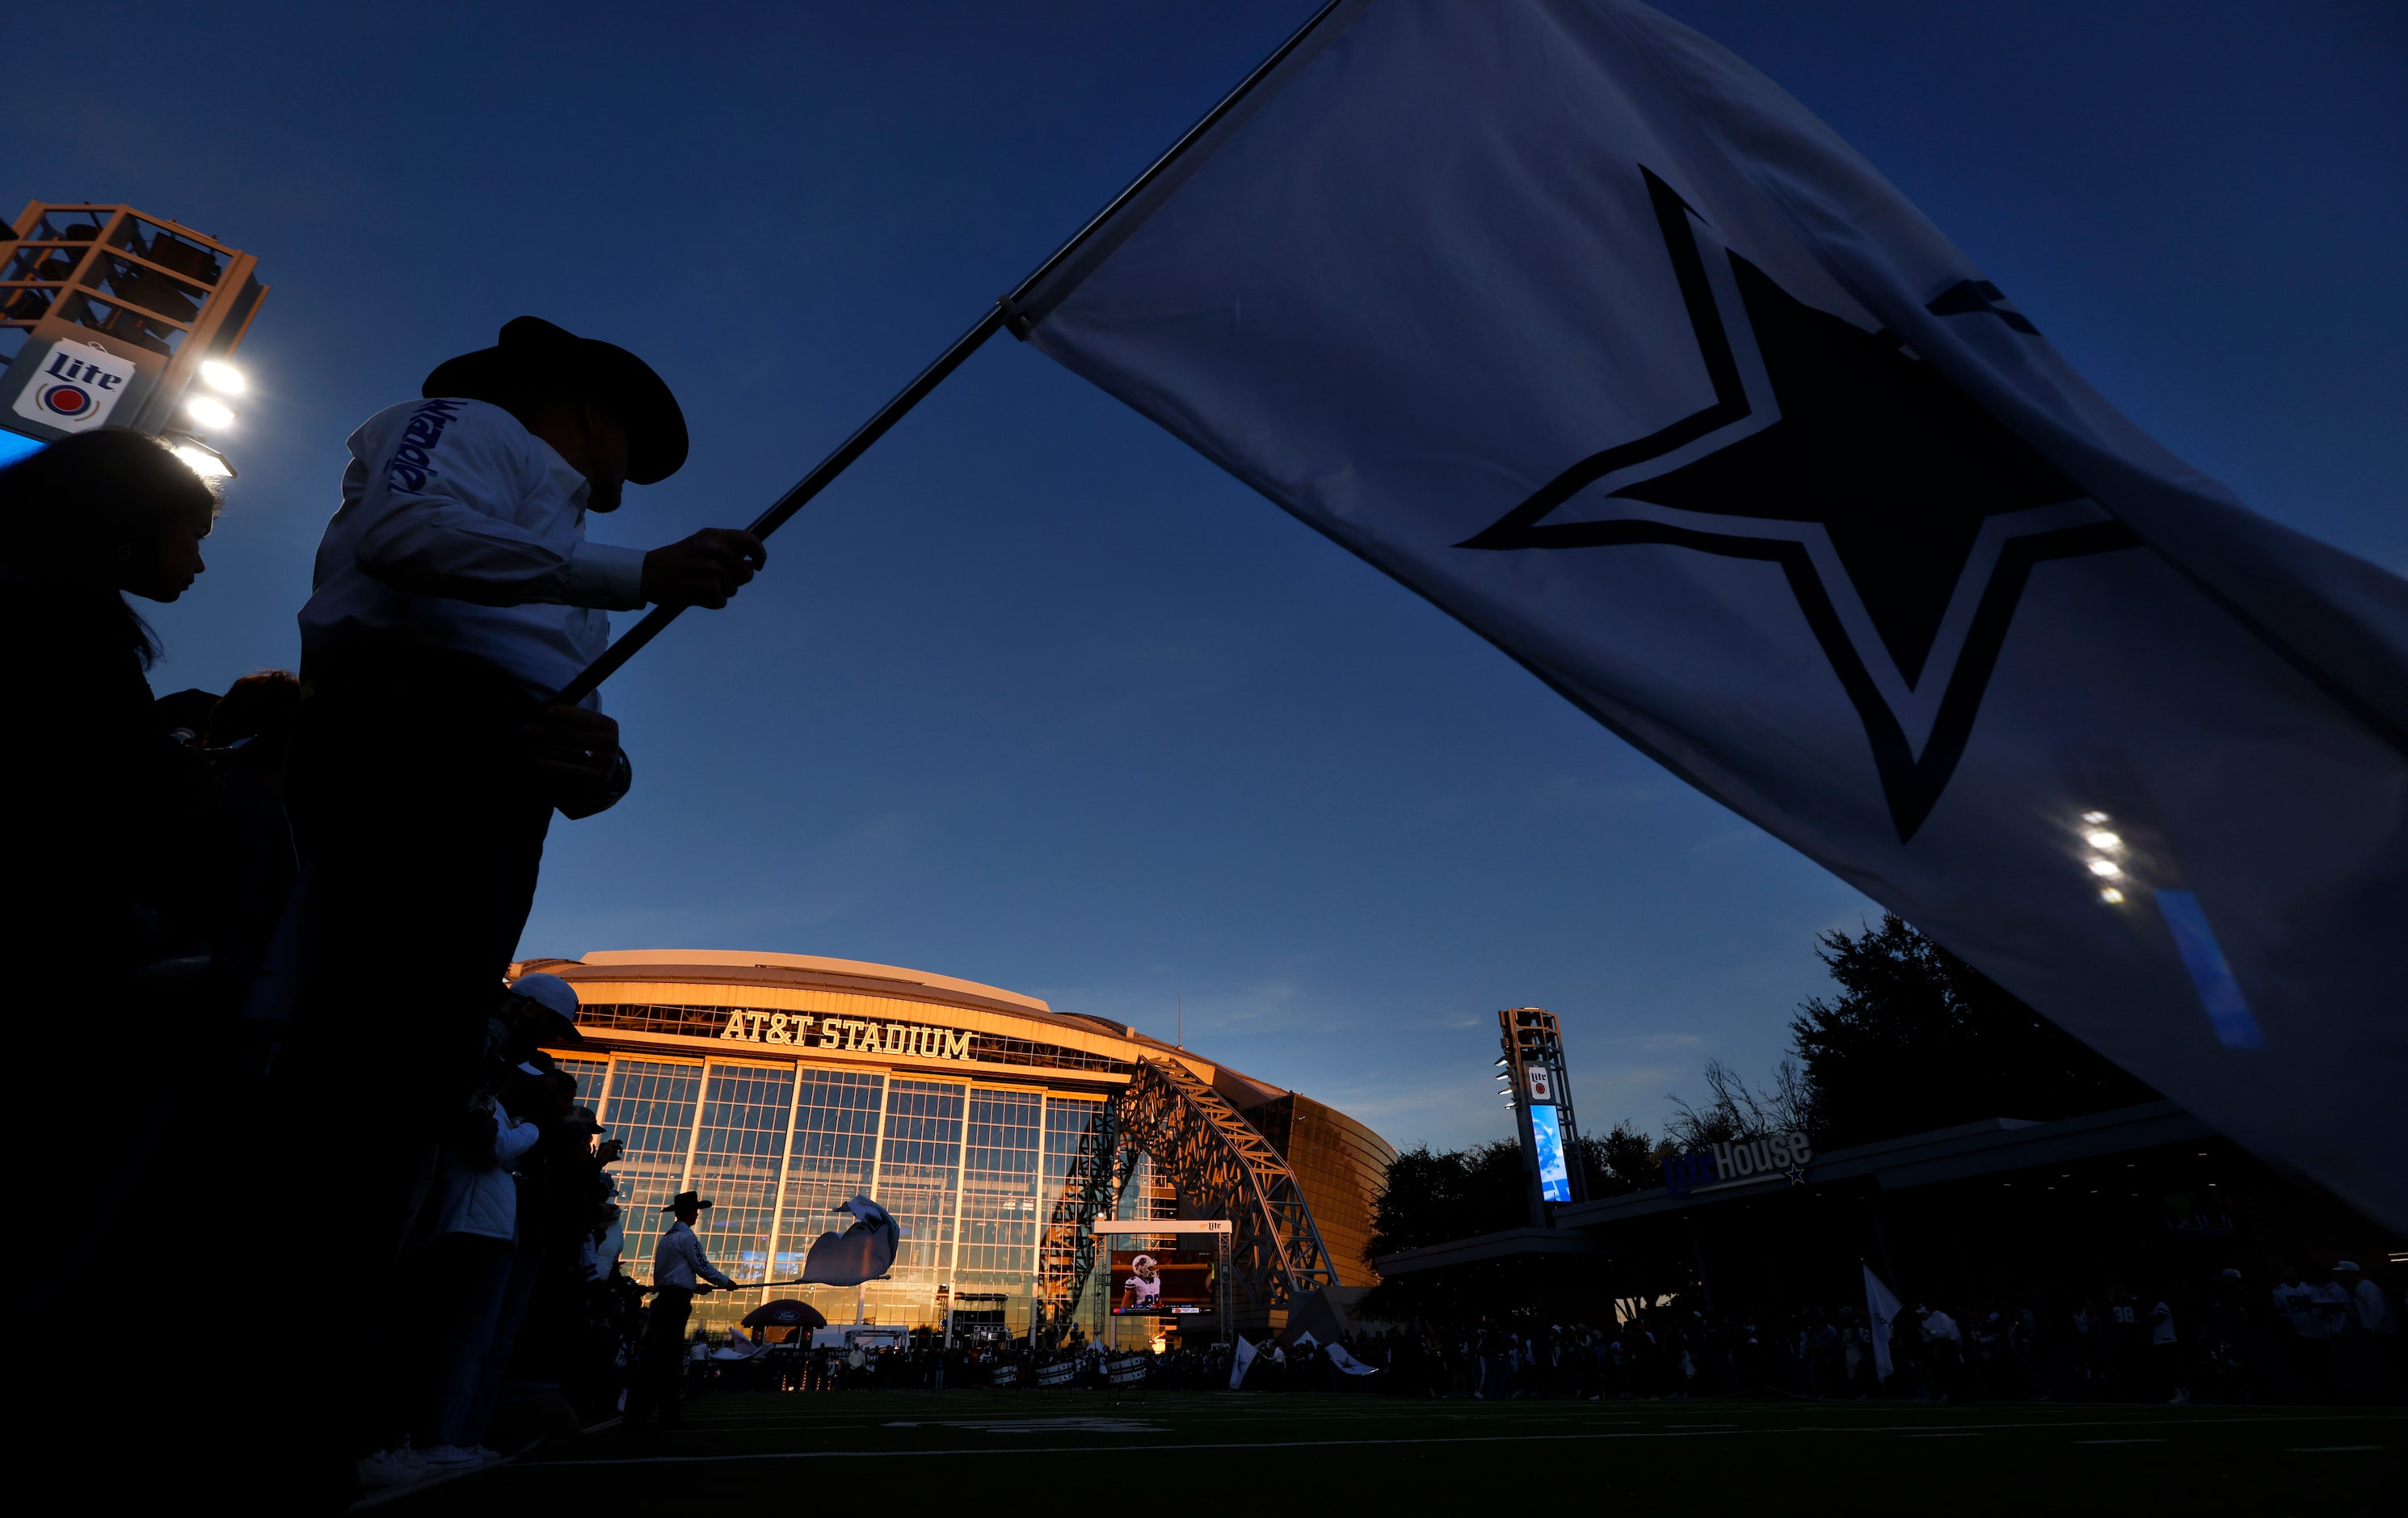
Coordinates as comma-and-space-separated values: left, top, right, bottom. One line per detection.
549, 0, 1348, 706
549, 306, 1004, 706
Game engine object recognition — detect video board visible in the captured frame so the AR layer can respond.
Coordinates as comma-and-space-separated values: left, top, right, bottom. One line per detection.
1528, 1103, 1574, 1204
1108, 1248, 1215, 1316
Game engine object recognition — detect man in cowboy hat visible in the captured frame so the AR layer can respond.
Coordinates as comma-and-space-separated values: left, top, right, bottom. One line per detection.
627, 1191, 737, 1431
272, 317, 764, 1478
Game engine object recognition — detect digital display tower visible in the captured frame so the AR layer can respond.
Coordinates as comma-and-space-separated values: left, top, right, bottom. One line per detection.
1497, 1006, 1585, 1226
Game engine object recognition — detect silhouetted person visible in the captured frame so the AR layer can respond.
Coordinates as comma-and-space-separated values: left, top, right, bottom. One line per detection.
2, 428, 217, 1241
1, 428, 218, 1470
627, 1191, 734, 1432
266, 317, 764, 1487
201, 669, 305, 1004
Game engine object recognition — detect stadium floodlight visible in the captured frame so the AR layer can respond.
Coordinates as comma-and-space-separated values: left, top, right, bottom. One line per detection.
186, 394, 236, 429
168, 438, 234, 480
199, 360, 246, 394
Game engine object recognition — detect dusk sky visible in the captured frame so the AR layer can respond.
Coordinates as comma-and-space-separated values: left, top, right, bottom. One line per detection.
13, 2, 2399, 1153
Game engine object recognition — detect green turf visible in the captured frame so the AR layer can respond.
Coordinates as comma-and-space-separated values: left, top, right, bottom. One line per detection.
375, 1392, 2404, 1516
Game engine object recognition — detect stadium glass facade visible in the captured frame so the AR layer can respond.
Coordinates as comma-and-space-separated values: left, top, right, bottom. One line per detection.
528, 950, 1396, 1338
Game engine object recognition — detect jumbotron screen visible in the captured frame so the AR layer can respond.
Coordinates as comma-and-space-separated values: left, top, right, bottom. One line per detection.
1109, 1248, 1215, 1316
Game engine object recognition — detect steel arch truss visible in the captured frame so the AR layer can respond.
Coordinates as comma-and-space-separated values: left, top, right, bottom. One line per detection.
1038, 1057, 1337, 1340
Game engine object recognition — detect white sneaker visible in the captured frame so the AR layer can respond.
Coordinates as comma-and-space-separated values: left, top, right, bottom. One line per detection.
355, 1451, 408, 1490
468, 1445, 502, 1462
388, 1446, 429, 1478
418, 1444, 485, 1468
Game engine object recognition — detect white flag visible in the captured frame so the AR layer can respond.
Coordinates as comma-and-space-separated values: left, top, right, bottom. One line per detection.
1863, 1264, 1902, 1383
1326, 1343, 1379, 1376
1230, 1335, 1259, 1390
1014, 0, 2407, 1228
801, 1194, 899, 1287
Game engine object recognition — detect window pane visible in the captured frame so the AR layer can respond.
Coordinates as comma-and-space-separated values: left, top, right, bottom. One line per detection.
775, 1068, 886, 1324
1038, 1098, 1109, 1326
956, 1089, 1042, 1282
878, 1078, 966, 1284
600, 1059, 704, 1280
686, 1061, 796, 1287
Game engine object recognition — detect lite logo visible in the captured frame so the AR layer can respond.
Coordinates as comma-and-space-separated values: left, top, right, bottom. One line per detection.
12, 342, 137, 432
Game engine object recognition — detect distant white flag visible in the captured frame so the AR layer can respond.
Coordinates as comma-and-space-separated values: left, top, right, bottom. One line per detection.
801, 1195, 900, 1287
1326, 1343, 1380, 1376
1014, 0, 2407, 1227
1863, 1264, 1902, 1382
1230, 1335, 1259, 1390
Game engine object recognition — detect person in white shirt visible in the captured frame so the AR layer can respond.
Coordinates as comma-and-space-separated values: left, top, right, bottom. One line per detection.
2332, 1261, 2400, 1395
627, 1191, 736, 1432
2271, 1263, 2333, 1400
272, 317, 762, 1469
409, 1061, 545, 1468
2329, 1263, 2392, 1335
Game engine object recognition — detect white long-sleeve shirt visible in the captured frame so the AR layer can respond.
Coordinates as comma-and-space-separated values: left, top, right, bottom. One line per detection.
299, 397, 647, 700
430, 1094, 542, 1243
654, 1219, 735, 1292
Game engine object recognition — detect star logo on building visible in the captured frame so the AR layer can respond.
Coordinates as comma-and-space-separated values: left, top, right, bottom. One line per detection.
1459, 167, 2139, 841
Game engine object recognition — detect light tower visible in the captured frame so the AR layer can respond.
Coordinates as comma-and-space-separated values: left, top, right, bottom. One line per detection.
1497, 1005, 1587, 1226
1, 200, 267, 475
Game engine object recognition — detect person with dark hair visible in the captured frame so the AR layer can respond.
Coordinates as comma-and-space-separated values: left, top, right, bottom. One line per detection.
1, 428, 219, 1246
1, 428, 225, 1474
268, 316, 764, 1490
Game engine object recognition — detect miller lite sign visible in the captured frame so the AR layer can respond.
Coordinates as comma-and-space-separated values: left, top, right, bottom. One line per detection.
12, 341, 138, 433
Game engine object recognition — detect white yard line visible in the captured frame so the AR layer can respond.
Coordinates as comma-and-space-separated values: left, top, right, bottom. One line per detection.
529, 1414, 2400, 1469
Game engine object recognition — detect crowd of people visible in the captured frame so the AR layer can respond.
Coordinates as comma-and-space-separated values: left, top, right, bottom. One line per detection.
617, 1254, 2404, 1414
17, 315, 765, 1509
1264, 1264, 2400, 1406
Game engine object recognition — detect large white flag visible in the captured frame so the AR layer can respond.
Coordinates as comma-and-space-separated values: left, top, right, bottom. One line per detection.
800, 1195, 901, 1287
1014, 0, 2407, 1227
1863, 1264, 1903, 1383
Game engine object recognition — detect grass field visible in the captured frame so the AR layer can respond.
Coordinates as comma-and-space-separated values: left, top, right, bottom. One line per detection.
378, 1392, 2404, 1516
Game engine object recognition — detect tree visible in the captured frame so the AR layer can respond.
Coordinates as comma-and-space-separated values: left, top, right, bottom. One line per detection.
1362, 1141, 1529, 1261
1786, 913, 2157, 1148
1360, 1138, 1634, 1324
1577, 1120, 1666, 1197
1662, 1058, 1813, 1150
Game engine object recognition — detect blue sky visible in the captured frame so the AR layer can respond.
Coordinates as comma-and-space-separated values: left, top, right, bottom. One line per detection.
11, 2, 2399, 1151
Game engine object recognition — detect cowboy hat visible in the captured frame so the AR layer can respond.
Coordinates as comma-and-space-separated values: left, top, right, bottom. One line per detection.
423, 315, 688, 483
663, 1190, 714, 1213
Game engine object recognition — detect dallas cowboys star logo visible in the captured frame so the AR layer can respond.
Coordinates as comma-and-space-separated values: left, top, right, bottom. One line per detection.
1460, 167, 2138, 841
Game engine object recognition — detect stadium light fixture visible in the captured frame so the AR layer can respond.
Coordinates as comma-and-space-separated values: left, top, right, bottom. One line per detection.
2084, 830, 2121, 850
2085, 858, 2120, 878
186, 394, 236, 430
199, 360, 246, 394
162, 432, 234, 481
